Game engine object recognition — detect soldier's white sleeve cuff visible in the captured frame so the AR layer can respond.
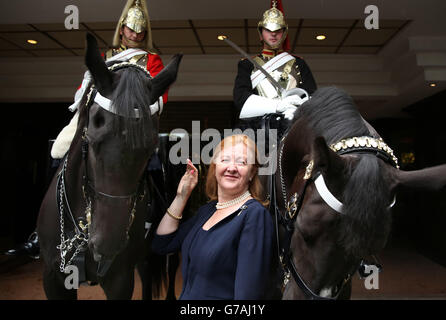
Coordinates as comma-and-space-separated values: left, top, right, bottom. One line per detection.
150, 96, 164, 115
239, 95, 277, 119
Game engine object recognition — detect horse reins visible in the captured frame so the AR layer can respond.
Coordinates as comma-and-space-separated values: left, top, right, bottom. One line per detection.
274, 132, 399, 299
275, 135, 351, 300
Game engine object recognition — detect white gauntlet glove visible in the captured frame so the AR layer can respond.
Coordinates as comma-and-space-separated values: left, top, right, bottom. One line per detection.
276, 88, 310, 120
276, 96, 300, 112
239, 88, 310, 120
282, 106, 298, 120
283, 88, 310, 104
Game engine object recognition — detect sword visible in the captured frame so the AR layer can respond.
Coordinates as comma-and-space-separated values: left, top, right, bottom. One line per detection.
218, 35, 287, 96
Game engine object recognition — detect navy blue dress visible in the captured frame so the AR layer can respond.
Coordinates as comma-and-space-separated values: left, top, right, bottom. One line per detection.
151, 199, 274, 300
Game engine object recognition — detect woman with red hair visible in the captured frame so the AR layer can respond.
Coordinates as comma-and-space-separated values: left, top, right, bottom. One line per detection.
152, 134, 273, 300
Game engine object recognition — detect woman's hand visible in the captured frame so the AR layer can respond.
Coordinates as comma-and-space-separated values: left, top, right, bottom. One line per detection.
177, 159, 198, 200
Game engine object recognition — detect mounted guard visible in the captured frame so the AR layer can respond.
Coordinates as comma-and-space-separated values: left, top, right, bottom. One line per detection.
5, 0, 169, 262
233, 0, 317, 140
51, 0, 167, 160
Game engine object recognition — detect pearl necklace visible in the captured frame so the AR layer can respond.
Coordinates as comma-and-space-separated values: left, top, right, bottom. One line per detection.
216, 190, 251, 209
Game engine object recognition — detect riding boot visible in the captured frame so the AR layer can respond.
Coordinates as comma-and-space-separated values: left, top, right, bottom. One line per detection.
4, 231, 40, 260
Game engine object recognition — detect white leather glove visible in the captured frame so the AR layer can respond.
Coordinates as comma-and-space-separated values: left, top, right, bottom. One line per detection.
239, 95, 277, 119
276, 94, 308, 112
276, 96, 298, 113
239, 92, 305, 119
282, 88, 310, 104
281, 105, 298, 120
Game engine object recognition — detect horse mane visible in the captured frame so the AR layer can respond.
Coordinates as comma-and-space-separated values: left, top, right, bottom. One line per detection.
295, 87, 392, 258
340, 155, 392, 258
107, 60, 155, 149
295, 86, 370, 145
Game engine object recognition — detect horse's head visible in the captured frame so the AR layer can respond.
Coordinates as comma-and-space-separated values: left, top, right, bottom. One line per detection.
278, 87, 446, 299
78, 34, 182, 261
278, 87, 399, 299
282, 124, 446, 300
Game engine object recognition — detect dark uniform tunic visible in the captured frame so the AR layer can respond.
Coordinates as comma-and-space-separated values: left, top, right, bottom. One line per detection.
233, 49, 317, 113
233, 49, 317, 139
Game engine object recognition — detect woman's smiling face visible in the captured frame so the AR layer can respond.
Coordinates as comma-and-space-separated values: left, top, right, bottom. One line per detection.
214, 142, 254, 197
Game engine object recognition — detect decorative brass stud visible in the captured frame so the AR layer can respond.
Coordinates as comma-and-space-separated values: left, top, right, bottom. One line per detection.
303, 160, 314, 180
329, 136, 399, 168
286, 192, 299, 219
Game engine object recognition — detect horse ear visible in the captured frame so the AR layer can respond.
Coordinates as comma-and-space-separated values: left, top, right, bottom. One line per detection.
311, 136, 345, 174
85, 33, 114, 97
394, 164, 446, 192
149, 54, 183, 104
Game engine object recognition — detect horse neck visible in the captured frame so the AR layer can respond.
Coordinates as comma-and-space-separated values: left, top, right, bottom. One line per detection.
63, 133, 87, 216
279, 120, 314, 192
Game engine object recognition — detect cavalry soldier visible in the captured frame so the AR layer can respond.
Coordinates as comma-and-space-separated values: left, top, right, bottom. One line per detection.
233, 0, 317, 138
5, 0, 168, 258
51, 0, 167, 159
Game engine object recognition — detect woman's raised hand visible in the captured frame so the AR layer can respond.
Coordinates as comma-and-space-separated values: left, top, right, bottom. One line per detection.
177, 159, 199, 200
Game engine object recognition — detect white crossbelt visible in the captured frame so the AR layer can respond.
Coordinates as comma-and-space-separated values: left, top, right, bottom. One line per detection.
250, 52, 295, 89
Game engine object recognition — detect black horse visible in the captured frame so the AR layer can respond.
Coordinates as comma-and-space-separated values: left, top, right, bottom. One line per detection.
271, 87, 446, 299
36, 34, 182, 299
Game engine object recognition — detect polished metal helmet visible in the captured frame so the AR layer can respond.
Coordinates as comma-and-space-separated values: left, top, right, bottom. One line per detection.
113, 0, 153, 50
258, 2, 288, 49
123, 0, 147, 33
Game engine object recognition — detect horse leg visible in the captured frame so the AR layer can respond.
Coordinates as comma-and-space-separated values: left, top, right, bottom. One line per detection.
136, 260, 152, 300
337, 278, 352, 300
42, 265, 77, 300
165, 253, 179, 300
100, 267, 135, 300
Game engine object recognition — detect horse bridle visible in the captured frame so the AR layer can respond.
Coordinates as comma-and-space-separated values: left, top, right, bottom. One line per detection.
275, 133, 399, 299
56, 61, 154, 275
80, 61, 155, 236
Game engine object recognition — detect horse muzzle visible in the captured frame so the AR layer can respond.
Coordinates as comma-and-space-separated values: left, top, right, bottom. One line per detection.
89, 235, 128, 263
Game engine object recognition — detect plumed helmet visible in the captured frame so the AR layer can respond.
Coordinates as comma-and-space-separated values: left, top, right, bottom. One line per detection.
113, 0, 153, 50
258, 1, 288, 49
